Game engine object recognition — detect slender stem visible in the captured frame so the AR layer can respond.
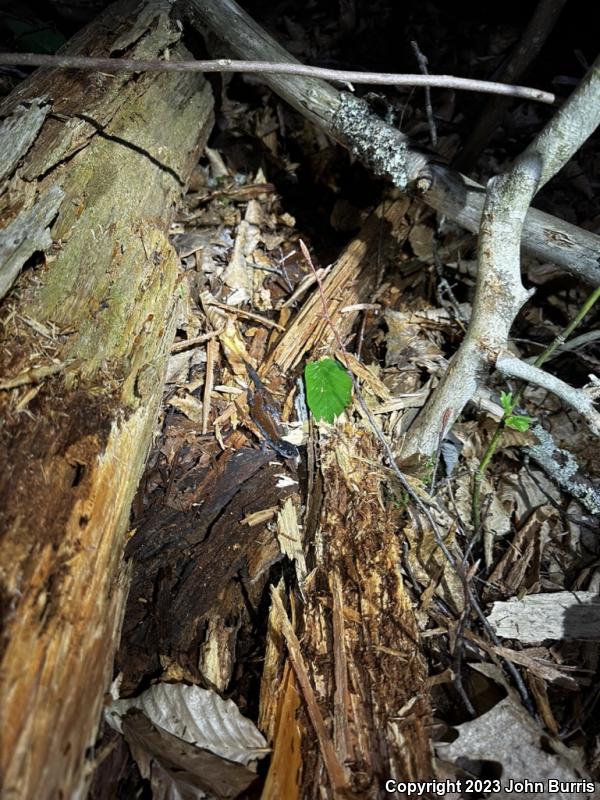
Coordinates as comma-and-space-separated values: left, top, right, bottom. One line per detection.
411, 40, 438, 147
533, 284, 600, 369
472, 283, 600, 526
472, 423, 506, 530
0, 52, 557, 103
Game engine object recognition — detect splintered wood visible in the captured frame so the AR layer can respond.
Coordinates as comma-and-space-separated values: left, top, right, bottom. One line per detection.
261, 426, 433, 798
265, 197, 410, 376
0, 2, 214, 797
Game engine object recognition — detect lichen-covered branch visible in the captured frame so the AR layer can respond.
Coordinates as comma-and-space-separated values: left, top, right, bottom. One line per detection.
526, 425, 600, 515
402, 55, 600, 458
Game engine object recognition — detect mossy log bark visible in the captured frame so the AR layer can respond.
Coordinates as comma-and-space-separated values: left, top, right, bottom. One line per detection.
0, 2, 213, 798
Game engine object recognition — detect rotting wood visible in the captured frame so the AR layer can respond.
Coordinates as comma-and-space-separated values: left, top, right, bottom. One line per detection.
113, 189, 429, 795
264, 197, 412, 377
256, 197, 433, 797
487, 591, 600, 644
0, 1, 214, 797
260, 658, 302, 800
117, 442, 298, 695
261, 426, 433, 797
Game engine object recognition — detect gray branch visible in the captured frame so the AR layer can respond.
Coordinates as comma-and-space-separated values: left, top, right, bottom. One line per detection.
526, 424, 600, 515
0, 52, 557, 103
496, 354, 600, 436
402, 55, 600, 457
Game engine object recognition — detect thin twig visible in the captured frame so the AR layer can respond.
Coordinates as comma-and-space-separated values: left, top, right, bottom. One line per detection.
0, 52, 557, 103
206, 300, 285, 330
170, 328, 223, 352
496, 354, 600, 436
411, 41, 438, 147
453, 612, 477, 717
202, 336, 217, 435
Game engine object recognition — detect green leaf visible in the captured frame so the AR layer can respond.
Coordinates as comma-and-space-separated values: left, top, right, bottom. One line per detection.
500, 391, 514, 415
304, 358, 352, 423
505, 414, 532, 432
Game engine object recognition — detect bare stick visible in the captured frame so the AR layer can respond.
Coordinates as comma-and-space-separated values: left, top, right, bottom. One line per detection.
495, 354, 600, 435
186, 0, 600, 285
411, 41, 438, 147
0, 52, 557, 103
202, 336, 217, 435
402, 55, 600, 458
170, 328, 223, 352
456, 0, 566, 170
206, 299, 285, 330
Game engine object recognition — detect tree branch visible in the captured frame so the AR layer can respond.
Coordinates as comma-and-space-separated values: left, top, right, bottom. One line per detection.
0, 52, 557, 103
402, 54, 600, 457
496, 353, 600, 436
184, 0, 600, 285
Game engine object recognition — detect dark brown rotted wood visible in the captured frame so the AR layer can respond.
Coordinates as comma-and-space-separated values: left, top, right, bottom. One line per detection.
118, 443, 297, 695
0, 2, 214, 797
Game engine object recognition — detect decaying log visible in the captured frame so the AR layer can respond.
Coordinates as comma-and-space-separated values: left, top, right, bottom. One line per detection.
117, 437, 298, 695
260, 427, 433, 798
0, 2, 213, 797
265, 197, 411, 376
114, 190, 431, 796
261, 202, 433, 795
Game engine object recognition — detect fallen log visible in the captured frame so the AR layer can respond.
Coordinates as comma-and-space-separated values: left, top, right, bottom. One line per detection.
0, 2, 213, 797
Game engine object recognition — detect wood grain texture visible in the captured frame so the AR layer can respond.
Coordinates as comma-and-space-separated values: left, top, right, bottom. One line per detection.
0, 2, 213, 797
262, 427, 433, 798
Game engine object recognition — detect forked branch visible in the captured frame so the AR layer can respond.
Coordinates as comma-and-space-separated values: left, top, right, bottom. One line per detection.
402, 55, 600, 457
